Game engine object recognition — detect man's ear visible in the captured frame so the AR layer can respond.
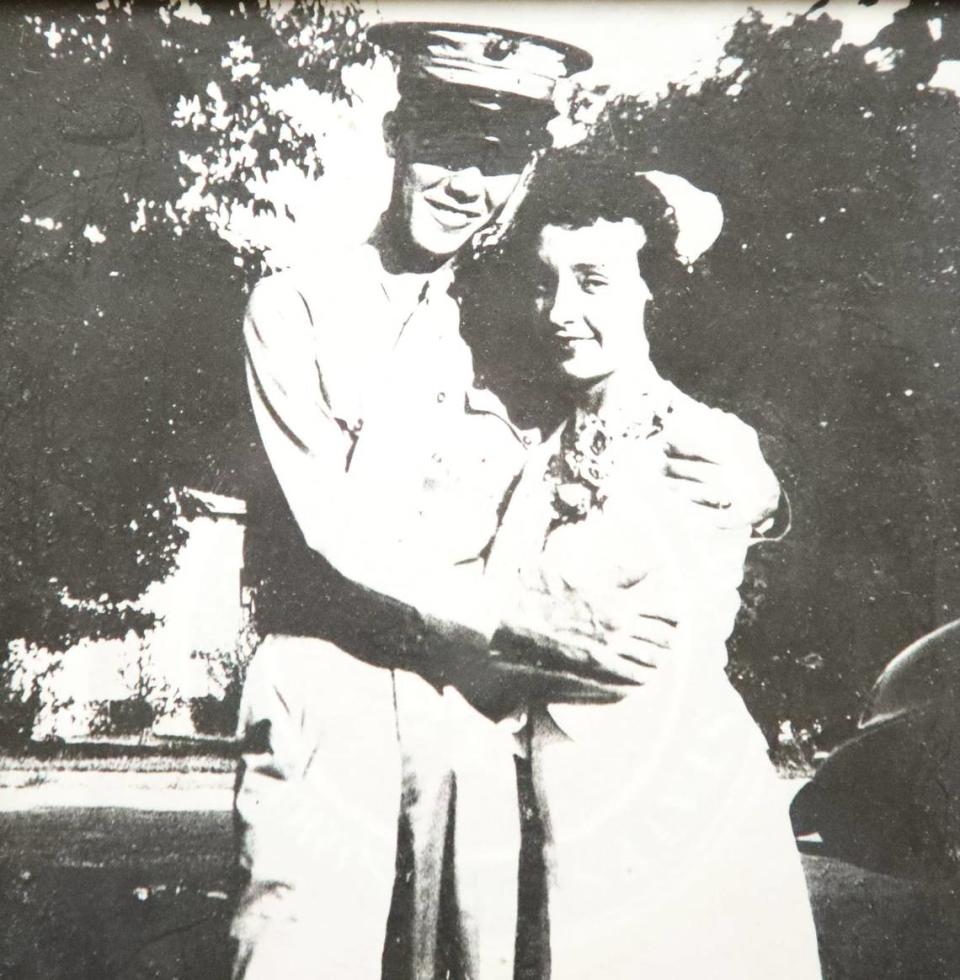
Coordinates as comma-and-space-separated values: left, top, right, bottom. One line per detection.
382, 110, 397, 160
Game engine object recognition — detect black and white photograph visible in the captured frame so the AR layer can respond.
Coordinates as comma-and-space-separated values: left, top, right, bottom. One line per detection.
1, 1, 959, 977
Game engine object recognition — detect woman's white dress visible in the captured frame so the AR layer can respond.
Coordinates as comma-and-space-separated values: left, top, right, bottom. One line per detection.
476, 380, 823, 979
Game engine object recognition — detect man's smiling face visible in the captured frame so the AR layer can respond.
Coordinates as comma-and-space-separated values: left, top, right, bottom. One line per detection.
393, 135, 520, 260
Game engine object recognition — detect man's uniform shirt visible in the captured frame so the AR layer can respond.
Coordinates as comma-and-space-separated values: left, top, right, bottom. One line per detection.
236, 242, 540, 980
243, 242, 541, 639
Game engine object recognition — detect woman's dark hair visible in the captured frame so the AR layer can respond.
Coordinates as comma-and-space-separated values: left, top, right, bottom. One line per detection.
499, 144, 682, 294
453, 141, 687, 427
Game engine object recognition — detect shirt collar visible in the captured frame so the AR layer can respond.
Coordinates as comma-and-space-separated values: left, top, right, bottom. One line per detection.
464, 382, 544, 447
569, 371, 676, 431
369, 247, 456, 316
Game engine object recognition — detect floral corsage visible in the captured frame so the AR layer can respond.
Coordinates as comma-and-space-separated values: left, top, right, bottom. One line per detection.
547, 410, 665, 527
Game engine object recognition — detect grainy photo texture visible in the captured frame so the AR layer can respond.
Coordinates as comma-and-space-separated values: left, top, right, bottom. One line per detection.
1, 2, 959, 978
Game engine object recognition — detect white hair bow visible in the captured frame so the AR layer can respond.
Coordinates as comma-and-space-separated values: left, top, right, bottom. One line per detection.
467, 156, 724, 268
637, 169, 724, 266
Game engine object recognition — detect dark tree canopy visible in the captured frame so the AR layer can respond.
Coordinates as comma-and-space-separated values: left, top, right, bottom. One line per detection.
0, 1, 372, 651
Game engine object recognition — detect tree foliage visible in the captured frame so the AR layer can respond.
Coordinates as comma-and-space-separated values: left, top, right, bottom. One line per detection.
0, 1, 371, 652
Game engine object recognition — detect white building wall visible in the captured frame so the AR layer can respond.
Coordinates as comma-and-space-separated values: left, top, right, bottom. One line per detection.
12, 490, 251, 741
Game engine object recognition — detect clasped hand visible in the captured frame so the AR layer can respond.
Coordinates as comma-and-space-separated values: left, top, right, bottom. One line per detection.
491, 568, 678, 704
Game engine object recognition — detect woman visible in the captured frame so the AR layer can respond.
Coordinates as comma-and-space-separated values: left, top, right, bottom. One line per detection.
452, 147, 823, 978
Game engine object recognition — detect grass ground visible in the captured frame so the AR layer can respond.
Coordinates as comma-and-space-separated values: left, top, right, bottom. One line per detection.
1, 808, 959, 979
0, 739, 238, 773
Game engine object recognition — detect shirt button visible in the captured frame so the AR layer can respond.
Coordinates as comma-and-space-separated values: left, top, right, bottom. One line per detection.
436, 391, 446, 403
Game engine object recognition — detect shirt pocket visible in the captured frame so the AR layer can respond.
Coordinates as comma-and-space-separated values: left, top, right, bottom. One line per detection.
415, 414, 525, 565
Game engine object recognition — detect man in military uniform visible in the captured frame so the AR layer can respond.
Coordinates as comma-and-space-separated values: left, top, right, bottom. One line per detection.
233, 22, 784, 978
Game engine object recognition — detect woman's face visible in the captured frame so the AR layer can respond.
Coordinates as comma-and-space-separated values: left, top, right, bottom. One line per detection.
533, 218, 653, 384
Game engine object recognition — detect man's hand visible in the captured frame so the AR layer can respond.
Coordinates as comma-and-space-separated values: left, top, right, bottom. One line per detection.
493, 569, 678, 693
661, 405, 780, 531
456, 655, 629, 721
432, 568, 680, 719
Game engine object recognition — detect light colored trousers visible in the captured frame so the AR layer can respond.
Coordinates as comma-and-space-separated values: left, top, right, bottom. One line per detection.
231, 635, 521, 980
231, 636, 822, 979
